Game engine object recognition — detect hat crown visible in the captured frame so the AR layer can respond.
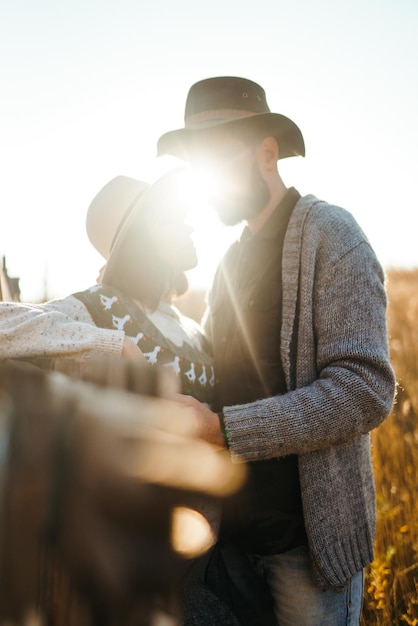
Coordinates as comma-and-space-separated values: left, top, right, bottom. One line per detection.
156, 75, 305, 160
184, 76, 270, 122
86, 176, 149, 261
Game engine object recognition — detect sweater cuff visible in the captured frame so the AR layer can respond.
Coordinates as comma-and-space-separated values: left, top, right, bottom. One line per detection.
217, 411, 229, 447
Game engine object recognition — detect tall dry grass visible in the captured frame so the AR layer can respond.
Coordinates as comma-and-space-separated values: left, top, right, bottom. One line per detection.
178, 268, 418, 623
362, 269, 418, 624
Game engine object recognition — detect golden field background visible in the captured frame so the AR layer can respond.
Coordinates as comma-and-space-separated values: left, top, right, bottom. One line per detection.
178, 268, 418, 625
361, 269, 418, 625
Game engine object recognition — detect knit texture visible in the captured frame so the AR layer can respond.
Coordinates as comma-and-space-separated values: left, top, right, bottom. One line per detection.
221, 194, 396, 588
0, 297, 124, 359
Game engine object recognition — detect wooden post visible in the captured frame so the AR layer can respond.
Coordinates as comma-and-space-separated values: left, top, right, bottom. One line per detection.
0, 256, 21, 302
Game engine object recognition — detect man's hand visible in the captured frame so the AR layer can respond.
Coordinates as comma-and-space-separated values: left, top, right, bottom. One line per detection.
174, 394, 226, 448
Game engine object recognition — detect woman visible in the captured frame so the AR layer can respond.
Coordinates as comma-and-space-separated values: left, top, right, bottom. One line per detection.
0, 168, 214, 404
0, 168, 268, 625
0, 167, 234, 623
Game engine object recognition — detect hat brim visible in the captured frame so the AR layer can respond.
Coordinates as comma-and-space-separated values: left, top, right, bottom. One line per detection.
102, 168, 188, 286
157, 112, 305, 161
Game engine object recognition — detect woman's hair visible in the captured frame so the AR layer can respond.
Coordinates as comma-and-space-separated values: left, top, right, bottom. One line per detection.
102, 207, 188, 311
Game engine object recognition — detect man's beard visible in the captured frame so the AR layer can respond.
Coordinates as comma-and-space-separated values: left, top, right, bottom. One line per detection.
209, 162, 271, 226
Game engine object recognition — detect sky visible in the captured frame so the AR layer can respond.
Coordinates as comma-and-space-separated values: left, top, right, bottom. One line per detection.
1, 0, 417, 302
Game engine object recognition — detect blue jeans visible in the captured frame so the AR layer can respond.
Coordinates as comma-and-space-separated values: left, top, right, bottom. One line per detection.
251, 545, 364, 626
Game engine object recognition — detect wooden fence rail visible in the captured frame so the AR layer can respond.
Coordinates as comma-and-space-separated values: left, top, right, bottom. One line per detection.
0, 358, 245, 626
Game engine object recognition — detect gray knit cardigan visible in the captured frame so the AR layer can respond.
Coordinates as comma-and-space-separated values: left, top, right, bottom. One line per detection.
220, 194, 396, 589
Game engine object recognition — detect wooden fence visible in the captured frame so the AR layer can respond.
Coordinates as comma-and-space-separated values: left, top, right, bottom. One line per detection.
0, 358, 245, 625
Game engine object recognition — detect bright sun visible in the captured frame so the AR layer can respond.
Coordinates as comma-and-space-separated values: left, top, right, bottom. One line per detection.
148, 157, 243, 292
182, 168, 243, 291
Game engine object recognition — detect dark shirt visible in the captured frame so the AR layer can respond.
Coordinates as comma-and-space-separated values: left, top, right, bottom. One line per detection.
208, 187, 307, 554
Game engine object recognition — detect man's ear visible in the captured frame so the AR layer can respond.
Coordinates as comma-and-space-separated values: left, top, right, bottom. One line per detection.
256, 137, 279, 171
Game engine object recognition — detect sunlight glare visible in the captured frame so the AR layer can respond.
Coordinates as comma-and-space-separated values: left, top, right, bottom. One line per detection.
170, 506, 215, 558
144, 156, 243, 290
181, 168, 243, 289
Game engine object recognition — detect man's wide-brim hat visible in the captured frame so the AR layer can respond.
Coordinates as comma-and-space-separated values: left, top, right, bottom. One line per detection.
157, 76, 305, 161
86, 168, 188, 285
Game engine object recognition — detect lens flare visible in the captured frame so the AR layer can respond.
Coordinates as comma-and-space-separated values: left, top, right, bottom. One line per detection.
170, 506, 215, 558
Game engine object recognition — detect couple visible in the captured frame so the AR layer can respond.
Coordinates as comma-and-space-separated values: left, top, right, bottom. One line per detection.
0, 76, 396, 626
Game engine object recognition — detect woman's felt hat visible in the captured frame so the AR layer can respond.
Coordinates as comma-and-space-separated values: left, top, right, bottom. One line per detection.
85, 169, 189, 284
86, 175, 150, 262
157, 76, 305, 161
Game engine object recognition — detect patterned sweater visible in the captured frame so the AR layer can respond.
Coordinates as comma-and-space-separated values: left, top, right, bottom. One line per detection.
0, 284, 214, 404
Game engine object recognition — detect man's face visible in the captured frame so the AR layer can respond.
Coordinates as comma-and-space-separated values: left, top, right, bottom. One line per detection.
190, 130, 270, 226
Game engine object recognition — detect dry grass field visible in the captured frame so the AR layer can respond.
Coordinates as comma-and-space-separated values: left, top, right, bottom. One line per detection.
361, 269, 418, 625
178, 268, 418, 625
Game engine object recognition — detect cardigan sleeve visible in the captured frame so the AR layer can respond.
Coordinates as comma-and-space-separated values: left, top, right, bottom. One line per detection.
222, 236, 396, 463
0, 295, 124, 360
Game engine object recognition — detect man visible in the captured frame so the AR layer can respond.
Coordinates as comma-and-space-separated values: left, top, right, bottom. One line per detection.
157, 76, 396, 625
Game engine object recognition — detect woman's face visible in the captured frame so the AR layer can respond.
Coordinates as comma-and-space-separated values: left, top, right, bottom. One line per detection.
145, 199, 198, 273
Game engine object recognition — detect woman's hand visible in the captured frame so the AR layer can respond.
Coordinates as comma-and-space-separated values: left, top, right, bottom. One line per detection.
174, 393, 226, 448
122, 337, 148, 363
